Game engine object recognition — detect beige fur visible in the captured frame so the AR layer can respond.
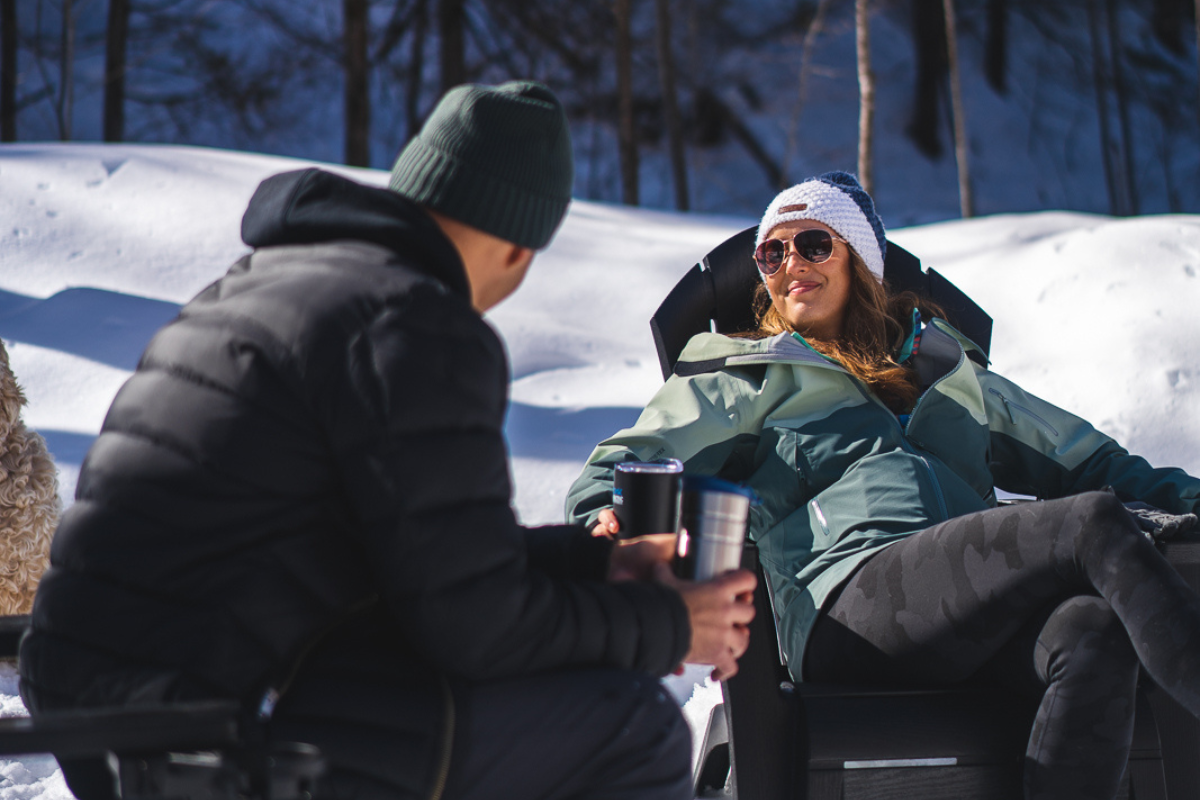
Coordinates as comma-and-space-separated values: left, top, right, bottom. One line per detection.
0, 340, 59, 615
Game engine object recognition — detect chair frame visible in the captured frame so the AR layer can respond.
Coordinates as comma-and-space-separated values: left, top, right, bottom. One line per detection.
0, 616, 323, 800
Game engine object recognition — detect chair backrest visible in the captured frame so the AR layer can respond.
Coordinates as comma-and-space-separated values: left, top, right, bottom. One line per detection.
649, 225, 994, 379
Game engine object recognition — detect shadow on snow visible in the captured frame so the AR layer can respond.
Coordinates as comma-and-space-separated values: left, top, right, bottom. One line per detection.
505, 403, 642, 462
0, 287, 181, 371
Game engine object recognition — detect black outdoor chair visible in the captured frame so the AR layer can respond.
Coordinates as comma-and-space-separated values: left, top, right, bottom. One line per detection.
652, 226, 1173, 800
0, 615, 323, 800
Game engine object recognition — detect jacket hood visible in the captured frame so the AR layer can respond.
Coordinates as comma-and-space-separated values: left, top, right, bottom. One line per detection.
241, 168, 469, 298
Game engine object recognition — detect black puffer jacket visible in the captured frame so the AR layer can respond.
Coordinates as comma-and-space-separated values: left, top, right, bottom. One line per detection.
20, 169, 690, 793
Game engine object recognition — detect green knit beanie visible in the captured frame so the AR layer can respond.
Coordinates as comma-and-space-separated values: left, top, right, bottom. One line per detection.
389, 80, 575, 250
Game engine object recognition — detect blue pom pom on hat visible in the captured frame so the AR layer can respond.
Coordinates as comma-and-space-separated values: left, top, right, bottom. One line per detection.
754, 171, 887, 279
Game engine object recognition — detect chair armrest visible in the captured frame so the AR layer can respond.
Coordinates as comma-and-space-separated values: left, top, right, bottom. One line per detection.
0, 614, 29, 659
0, 700, 242, 759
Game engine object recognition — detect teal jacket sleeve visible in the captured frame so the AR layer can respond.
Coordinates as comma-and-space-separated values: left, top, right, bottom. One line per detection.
980, 369, 1200, 514
564, 366, 768, 528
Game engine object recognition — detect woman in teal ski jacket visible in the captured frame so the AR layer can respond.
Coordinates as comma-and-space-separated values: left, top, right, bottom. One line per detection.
565, 172, 1200, 800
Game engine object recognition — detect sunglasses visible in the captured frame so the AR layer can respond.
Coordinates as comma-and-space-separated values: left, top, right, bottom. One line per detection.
754, 229, 847, 275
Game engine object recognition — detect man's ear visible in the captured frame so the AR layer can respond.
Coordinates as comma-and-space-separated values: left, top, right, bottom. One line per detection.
470, 242, 536, 312
504, 244, 535, 269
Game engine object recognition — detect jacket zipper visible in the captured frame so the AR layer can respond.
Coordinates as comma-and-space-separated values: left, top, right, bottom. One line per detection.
844, 376, 951, 521
897, 332, 978, 520
988, 388, 1060, 437
893, 407, 949, 520
915, 453, 949, 519
426, 675, 455, 800
256, 592, 382, 721
785, 340, 953, 520
904, 329, 968, 432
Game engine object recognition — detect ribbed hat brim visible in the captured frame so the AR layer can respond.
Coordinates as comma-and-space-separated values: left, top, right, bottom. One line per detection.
391, 138, 570, 250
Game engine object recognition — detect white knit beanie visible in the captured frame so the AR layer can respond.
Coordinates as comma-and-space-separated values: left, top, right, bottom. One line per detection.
754, 171, 887, 279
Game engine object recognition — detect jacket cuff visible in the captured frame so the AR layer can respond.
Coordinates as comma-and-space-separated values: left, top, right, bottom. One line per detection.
626, 581, 691, 675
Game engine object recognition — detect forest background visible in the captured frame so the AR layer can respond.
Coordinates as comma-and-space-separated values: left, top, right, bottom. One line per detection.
2, 0, 1200, 225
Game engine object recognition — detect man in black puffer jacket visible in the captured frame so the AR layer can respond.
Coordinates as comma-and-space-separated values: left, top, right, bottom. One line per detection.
19, 81, 756, 800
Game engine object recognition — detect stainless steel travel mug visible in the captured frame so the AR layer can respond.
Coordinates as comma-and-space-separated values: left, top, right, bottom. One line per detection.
675, 476, 754, 579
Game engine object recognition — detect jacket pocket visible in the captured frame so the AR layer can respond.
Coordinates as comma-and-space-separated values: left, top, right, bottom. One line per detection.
743, 428, 810, 541
988, 388, 1060, 437
805, 451, 942, 550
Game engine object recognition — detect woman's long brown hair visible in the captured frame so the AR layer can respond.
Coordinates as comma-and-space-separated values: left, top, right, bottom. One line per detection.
743, 251, 942, 414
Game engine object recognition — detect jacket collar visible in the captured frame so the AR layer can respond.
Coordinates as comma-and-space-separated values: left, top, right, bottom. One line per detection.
673, 318, 985, 378
674, 332, 836, 376
240, 168, 470, 299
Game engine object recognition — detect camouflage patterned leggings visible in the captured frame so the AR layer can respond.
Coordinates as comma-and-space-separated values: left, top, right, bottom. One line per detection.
804, 491, 1200, 800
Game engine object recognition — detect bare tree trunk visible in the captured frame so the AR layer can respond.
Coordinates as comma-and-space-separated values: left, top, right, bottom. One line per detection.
984, 0, 1006, 93
1088, 1, 1119, 215
1106, 0, 1138, 215
855, 0, 874, 195
614, 0, 638, 205
406, 0, 429, 140
908, 0, 947, 158
344, 0, 370, 167
103, 0, 130, 142
58, 0, 75, 140
1150, 0, 1187, 52
694, 87, 782, 189
1, 0, 15, 141
439, 0, 465, 93
655, 0, 687, 210
784, 0, 833, 181
942, 0, 972, 217
685, 0, 698, 79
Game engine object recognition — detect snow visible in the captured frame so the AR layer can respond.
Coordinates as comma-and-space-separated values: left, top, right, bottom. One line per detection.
2, 143, 1200, 797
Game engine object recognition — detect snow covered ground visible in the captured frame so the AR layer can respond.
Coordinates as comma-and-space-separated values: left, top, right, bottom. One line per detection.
2, 143, 1200, 798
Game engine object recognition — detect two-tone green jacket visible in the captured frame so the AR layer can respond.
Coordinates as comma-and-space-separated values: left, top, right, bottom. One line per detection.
565, 318, 1200, 678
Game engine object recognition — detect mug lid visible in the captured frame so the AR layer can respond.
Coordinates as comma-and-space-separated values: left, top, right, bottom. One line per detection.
683, 475, 759, 502
615, 459, 684, 474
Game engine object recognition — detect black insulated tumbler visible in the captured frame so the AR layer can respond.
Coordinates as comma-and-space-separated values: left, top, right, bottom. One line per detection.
612, 460, 684, 539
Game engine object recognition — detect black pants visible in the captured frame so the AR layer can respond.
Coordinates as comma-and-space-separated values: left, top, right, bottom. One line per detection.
271, 662, 692, 800
804, 491, 1200, 800
440, 668, 691, 800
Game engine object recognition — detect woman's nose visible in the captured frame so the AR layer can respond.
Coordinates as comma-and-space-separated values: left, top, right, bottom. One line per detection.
783, 250, 809, 273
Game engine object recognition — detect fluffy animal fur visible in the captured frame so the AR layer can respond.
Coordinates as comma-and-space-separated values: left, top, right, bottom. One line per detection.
0, 339, 59, 616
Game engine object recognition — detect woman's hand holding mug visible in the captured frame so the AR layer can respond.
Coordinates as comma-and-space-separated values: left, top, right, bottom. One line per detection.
591, 507, 621, 538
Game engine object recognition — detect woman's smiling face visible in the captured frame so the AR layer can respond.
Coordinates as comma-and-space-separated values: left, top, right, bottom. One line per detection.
763, 219, 853, 340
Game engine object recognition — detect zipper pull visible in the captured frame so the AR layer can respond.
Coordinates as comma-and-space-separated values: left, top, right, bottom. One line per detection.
257, 687, 281, 722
